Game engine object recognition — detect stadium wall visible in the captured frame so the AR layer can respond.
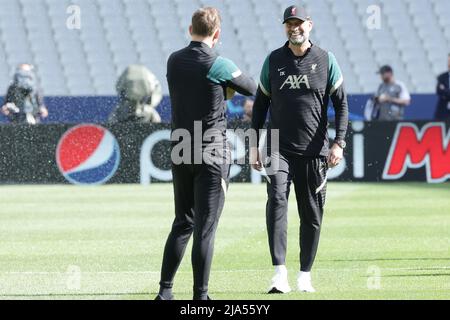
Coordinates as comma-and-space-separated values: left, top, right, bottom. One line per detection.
0, 94, 439, 124
0, 121, 448, 185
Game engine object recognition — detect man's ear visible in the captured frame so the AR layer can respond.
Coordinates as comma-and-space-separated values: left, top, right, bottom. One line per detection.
212, 28, 221, 46
189, 25, 193, 36
307, 20, 313, 31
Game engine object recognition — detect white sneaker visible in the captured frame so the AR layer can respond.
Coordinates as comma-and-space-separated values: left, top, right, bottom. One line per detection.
297, 271, 316, 293
268, 265, 292, 294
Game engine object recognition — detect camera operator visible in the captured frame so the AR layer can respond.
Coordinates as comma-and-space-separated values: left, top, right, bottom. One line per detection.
1, 64, 48, 125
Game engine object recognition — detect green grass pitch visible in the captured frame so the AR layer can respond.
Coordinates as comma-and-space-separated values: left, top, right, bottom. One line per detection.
0, 182, 448, 300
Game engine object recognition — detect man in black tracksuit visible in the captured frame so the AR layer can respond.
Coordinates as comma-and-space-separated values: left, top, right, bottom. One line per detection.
434, 54, 450, 120
156, 7, 256, 300
251, 5, 348, 293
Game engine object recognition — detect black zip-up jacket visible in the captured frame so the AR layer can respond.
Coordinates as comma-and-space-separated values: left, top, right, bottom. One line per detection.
252, 41, 348, 157
167, 41, 257, 143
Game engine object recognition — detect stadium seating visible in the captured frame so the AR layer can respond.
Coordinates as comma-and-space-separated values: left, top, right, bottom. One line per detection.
0, 0, 449, 96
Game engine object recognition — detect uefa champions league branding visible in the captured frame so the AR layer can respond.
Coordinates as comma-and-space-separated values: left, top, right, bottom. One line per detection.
56, 124, 121, 185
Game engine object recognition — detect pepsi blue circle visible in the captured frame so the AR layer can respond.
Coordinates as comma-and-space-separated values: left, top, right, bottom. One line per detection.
56, 124, 121, 185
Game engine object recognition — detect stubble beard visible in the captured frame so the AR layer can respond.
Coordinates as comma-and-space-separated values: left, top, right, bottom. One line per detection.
288, 33, 307, 46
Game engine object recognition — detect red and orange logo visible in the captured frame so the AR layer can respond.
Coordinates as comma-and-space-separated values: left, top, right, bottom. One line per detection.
383, 123, 450, 183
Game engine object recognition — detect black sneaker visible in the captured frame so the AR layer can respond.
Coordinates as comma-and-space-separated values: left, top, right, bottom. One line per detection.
268, 287, 285, 294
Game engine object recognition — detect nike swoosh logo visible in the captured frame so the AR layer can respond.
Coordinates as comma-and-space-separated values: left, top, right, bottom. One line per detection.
278, 67, 286, 72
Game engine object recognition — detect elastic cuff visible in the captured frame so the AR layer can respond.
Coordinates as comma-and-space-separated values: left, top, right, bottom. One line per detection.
159, 280, 173, 289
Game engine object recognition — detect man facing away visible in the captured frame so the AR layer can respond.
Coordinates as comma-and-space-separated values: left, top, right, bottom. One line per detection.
156, 7, 256, 300
251, 5, 349, 293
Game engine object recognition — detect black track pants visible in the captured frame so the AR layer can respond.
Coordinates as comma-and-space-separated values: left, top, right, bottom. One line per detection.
266, 152, 327, 272
159, 162, 229, 298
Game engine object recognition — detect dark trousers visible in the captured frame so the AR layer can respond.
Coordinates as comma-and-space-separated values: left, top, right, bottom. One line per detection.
266, 152, 327, 272
159, 162, 229, 297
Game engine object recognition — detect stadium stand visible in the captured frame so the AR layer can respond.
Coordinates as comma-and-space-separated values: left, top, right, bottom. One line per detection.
0, 0, 449, 96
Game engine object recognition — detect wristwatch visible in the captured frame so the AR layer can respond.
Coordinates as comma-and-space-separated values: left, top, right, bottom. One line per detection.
334, 139, 346, 149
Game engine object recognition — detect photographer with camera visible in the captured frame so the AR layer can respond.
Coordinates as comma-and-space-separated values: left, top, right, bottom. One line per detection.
1, 64, 48, 125
365, 65, 411, 121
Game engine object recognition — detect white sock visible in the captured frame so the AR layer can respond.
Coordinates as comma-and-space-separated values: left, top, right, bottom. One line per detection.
297, 271, 315, 292
274, 265, 287, 275
298, 271, 311, 281
269, 265, 291, 293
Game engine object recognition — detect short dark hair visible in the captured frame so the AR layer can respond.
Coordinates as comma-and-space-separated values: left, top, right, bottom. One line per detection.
191, 7, 221, 37
378, 65, 393, 74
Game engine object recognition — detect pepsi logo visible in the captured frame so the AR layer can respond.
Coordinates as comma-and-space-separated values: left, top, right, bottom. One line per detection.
56, 124, 121, 185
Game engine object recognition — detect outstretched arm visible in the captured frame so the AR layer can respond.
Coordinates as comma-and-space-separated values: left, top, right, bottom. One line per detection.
207, 56, 257, 96
250, 54, 272, 171
327, 52, 349, 167
226, 74, 257, 96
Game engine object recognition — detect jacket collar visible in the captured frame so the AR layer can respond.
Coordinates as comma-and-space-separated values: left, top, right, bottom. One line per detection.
283, 40, 314, 59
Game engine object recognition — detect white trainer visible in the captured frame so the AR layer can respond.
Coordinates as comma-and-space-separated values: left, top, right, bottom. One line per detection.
268, 265, 292, 294
297, 271, 316, 293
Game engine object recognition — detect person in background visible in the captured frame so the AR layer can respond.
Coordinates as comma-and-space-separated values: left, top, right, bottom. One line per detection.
1, 63, 48, 124
434, 54, 450, 121
108, 64, 162, 123
241, 98, 254, 122
371, 65, 411, 121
